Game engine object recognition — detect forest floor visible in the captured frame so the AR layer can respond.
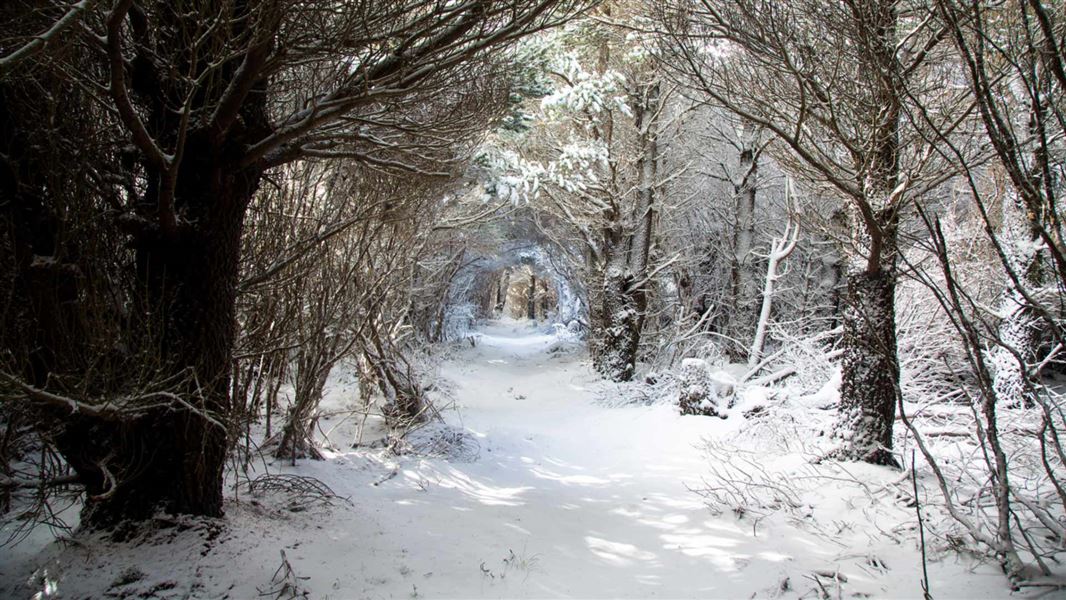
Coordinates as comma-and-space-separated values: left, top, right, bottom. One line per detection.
0, 320, 1034, 599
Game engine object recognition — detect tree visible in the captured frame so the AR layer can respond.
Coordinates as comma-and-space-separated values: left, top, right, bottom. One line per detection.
933, 0, 1066, 409
486, 5, 673, 380
1, 0, 592, 527
747, 181, 799, 368
724, 123, 768, 361
658, 0, 950, 464
889, 1, 1066, 582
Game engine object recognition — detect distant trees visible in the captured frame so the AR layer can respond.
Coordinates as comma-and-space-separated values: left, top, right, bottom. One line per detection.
485, 5, 674, 380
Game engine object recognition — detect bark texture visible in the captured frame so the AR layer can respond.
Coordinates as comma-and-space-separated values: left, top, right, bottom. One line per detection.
836, 268, 898, 465
85, 142, 262, 524
590, 81, 659, 382
597, 266, 644, 382
727, 139, 759, 361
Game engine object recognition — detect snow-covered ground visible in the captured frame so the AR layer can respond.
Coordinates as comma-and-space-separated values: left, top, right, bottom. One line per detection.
0, 320, 1020, 598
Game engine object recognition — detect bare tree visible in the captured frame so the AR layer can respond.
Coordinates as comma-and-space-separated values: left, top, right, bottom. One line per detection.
657, 0, 950, 464
932, 0, 1066, 409
747, 181, 799, 368
887, 1, 1066, 583
725, 123, 768, 361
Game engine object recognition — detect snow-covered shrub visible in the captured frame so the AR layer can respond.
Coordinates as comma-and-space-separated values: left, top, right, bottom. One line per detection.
403, 422, 481, 463
889, 199, 1066, 585
693, 441, 808, 518
678, 358, 726, 417
245, 474, 346, 512
593, 371, 678, 407
895, 267, 976, 405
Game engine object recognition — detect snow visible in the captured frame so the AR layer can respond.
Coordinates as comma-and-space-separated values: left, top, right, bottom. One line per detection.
0, 320, 1023, 599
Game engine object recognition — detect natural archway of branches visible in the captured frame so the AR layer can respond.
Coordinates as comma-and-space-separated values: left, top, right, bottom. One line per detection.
2, 0, 1066, 597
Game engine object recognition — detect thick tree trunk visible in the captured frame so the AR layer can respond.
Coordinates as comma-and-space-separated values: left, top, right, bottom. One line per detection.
597, 265, 641, 382
74, 142, 261, 526
835, 266, 899, 465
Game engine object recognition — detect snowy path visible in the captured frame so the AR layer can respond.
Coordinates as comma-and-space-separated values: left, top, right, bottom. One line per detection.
242, 320, 756, 599
0, 321, 1011, 599
364, 322, 759, 598
281, 321, 1003, 598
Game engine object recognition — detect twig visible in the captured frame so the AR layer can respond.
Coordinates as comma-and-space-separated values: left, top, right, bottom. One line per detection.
912, 450, 933, 600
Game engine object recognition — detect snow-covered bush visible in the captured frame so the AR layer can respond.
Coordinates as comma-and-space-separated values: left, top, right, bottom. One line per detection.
678, 358, 723, 417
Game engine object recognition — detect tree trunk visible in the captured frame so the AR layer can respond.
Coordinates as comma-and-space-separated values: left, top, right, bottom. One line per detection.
748, 214, 798, 368
596, 270, 635, 383
727, 135, 759, 361
527, 272, 536, 320
988, 133, 1052, 409
835, 0, 903, 466
990, 288, 1039, 408
597, 259, 641, 382
275, 346, 333, 461
73, 142, 261, 527
835, 265, 899, 466
540, 280, 551, 318
365, 326, 424, 427
819, 226, 845, 334
495, 268, 510, 314
591, 80, 660, 383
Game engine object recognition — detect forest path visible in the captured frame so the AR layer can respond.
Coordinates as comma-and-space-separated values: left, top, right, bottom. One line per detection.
0, 320, 1011, 599
333, 320, 796, 598
328, 320, 1006, 599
